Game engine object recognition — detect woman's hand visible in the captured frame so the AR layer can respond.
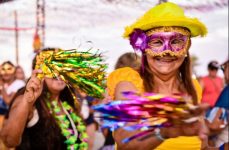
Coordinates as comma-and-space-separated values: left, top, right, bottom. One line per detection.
207, 108, 225, 130
161, 103, 210, 140
24, 69, 44, 104
206, 108, 226, 134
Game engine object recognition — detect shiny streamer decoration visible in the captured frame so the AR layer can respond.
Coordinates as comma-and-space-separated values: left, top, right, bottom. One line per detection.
35, 48, 107, 99
93, 91, 199, 143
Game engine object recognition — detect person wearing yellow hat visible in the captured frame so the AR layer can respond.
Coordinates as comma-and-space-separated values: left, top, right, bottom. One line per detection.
107, 2, 209, 150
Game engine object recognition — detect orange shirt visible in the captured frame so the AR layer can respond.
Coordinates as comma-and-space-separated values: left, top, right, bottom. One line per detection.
107, 67, 203, 150
201, 76, 223, 107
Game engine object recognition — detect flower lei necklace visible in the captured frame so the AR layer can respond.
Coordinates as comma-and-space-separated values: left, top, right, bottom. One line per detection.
46, 99, 88, 150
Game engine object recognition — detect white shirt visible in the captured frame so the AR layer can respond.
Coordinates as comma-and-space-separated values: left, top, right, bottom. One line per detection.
4, 79, 25, 95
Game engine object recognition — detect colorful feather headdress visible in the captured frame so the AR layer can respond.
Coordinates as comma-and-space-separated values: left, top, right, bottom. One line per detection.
35, 48, 107, 99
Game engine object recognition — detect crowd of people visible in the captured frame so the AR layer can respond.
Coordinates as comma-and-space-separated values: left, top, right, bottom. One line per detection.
0, 2, 228, 150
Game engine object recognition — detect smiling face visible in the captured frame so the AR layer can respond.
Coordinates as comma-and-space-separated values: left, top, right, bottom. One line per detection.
0, 63, 16, 82
144, 27, 190, 76
146, 54, 186, 76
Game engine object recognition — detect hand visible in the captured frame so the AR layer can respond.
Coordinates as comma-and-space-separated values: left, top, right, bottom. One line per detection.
161, 103, 209, 140
24, 69, 44, 104
206, 108, 226, 132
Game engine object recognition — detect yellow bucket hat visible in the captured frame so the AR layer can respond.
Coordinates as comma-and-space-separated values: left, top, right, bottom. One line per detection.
123, 2, 207, 38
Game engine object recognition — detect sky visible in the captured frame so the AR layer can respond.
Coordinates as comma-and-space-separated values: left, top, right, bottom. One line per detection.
0, 0, 228, 78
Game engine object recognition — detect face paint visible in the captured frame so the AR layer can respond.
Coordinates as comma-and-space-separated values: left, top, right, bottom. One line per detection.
145, 27, 191, 57
0, 63, 16, 75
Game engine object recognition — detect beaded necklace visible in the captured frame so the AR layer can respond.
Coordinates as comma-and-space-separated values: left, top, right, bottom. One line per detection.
46, 100, 88, 150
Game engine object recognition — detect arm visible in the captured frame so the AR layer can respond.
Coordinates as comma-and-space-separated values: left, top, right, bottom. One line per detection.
206, 108, 226, 136
0, 70, 43, 147
113, 81, 210, 150
0, 95, 34, 147
113, 81, 164, 150
1, 80, 25, 105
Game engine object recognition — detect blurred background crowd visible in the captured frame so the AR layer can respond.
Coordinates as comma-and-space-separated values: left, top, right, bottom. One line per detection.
0, 0, 228, 150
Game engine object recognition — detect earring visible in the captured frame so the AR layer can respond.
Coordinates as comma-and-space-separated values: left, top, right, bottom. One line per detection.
185, 54, 188, 57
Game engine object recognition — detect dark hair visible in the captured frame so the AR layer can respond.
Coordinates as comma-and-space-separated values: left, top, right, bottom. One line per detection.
208, 60, 219, 70
140, 52, 198, 105
1, 61, 15, 68
115, 52, 141, 70
8, 81, 80, 149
